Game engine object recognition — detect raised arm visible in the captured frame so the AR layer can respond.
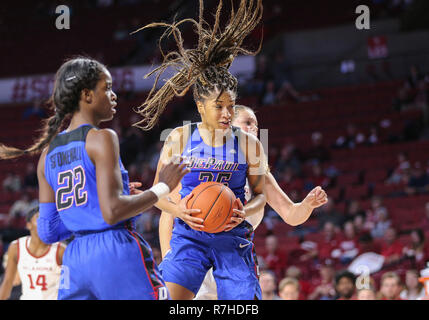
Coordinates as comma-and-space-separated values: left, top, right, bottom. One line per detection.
265, 172, 328, 226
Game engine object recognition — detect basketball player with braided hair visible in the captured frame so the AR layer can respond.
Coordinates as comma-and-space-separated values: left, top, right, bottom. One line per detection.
0, 57, 189, 299
132, 0, 267, 300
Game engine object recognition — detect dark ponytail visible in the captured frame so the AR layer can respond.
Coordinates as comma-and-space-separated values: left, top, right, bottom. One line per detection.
0, 57, 105, 160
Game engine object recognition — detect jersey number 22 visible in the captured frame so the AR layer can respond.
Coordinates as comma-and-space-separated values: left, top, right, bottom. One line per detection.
56, 166, 87, 210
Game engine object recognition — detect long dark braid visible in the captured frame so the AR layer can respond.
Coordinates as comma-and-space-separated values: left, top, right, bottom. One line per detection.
0, 57, 105, 160
132, 0, 263, 130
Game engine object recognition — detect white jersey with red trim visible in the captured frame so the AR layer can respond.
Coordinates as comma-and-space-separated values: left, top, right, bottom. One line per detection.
15, 236, 63, 300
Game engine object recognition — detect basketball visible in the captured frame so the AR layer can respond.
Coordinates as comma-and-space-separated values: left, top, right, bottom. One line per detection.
186, 182, 238, 233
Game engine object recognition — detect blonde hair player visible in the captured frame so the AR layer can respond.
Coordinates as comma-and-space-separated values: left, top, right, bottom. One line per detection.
157, 105, 328, 300
0, 207, 65, 300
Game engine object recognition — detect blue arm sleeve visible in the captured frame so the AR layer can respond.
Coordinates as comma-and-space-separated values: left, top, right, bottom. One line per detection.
37, 202, 72, 244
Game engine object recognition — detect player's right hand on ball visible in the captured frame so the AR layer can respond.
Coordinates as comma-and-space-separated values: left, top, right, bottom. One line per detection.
158, 155, 190, 191
175, 193, 204, 230
224, 198, 245, 232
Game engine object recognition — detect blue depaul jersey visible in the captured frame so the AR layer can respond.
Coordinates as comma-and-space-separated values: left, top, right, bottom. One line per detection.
45, 124, 132, 232
179, 123, 248, 203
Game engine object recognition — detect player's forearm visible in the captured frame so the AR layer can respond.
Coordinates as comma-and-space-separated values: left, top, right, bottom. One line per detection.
154, 197, 181, 217
38, 203, 72, 244
104, 191, 159, 225
281, 202, 314, 226
244, 193, 266, 218
264, 172, 314, 226
0, 280, 13, 300
159, 211, 174, 258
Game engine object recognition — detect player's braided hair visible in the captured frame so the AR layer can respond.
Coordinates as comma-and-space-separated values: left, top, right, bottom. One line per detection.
0, 57, 105, 160
132, 0, 263, 130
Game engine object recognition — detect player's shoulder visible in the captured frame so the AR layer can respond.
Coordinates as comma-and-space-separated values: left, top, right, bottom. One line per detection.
9, 239, 19, 248
86, 127, 119, 148
7, 238, 21, 256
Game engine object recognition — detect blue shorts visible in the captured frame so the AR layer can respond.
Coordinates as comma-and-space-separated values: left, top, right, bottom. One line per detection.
159, 219, 261, 300
58, 226, 169, 300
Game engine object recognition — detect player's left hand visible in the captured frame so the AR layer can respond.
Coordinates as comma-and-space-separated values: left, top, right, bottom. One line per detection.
224, 198, 245, 232
302, 186, 328, 209
129, 182, 143, 195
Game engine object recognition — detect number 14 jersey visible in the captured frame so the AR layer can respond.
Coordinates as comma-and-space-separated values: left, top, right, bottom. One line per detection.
15, 236, 63, 300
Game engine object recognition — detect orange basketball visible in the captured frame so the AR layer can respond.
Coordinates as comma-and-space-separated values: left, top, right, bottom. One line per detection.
186, 181, 238, 233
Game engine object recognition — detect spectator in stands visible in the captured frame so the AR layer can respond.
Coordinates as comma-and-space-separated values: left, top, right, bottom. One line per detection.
399, 269, 426, 300
274, 143, 302, 176
334, 123, 365, 149
334, 270, 356, 300
284, 266, 312, 300
305, 131, 331, 165
247, 54, 270, 97
385, 152, 410, 185
261, 80, 277, 106
315, 221, 342, 262
366, 124, 379, 146
22, 163, 38, 191
357, 232, 378, 254
364, 196, 390, 237
2, 173, 21, 193
345, 200, 366, 225
8, 193, 33, 219
378, 271, 402, 300
353, 213, 369, 238
307, 261, 336, 300
356, 286, 377, 300
404, 161, 429, 195
394, 65, 424, 111
316, 198, 344, 231
278, 277, 300, 300
259, 270, 281, 300
271, 52, 307, 103
303, 163, 330, 192
403, 228, 428, 270
370, 207, 391, 239
380, 227, 405, 267
261, 234, 288, 281
277, 168, 303, 199
331, 221, 360, 265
